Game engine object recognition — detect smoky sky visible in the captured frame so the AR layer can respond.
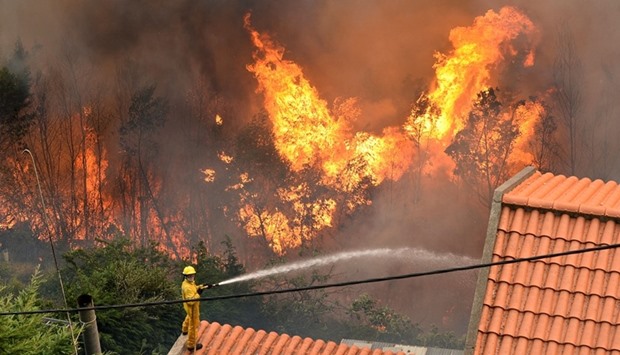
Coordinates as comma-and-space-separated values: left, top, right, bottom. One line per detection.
2, 0, 620, 129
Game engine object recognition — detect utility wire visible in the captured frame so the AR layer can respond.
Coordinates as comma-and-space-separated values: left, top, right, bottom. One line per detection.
22, 149, 79, 355
2, 241, 620, 317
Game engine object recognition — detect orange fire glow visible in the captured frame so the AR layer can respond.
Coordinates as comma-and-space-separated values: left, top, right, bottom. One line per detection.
231, 7, 541, 255
406, 6, 538, 141
244, 14, 414, 189
510, 99, 546, 166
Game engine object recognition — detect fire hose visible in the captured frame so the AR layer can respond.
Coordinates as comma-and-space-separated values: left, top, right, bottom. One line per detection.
197, 283, 219, 295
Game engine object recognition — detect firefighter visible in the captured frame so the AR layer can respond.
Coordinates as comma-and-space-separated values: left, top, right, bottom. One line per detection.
181, 265, 211, 351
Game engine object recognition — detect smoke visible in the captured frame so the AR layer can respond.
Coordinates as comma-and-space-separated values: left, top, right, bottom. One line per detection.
3, 0, 620, 336
3, 0, 619, 134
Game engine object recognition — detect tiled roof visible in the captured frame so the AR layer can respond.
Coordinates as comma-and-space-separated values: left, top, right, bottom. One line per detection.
169, 320, 407, 355
467, 168, 620, 354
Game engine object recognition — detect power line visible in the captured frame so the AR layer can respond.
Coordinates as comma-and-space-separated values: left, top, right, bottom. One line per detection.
22, 149, 79, 355
2, 242, 620, 317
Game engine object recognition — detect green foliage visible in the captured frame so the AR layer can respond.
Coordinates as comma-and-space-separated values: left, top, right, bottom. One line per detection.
51, 238, 182, 354
190, 238, 264, 328
346, 293, 421, 344
259, 269, 335, 339
0, 267, 77, 355
29, 238, 465, 353
418, 324, 465, 349
343, 294, 464, 349
0, 48, 32, 146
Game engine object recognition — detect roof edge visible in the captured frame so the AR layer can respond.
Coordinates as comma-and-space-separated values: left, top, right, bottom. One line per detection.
463, 166, 537, 354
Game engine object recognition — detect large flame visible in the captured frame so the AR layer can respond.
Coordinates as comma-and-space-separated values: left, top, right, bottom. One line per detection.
244, 14, 414, 190
218, 7, 543, 255
242, 14, 418, 254
245, 14, 345, 172
406, 6, 538, 141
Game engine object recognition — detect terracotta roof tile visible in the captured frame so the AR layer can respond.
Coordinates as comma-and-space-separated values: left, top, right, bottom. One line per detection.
220, 326, 243, 354
473, 169, 620, 354
283, 335, 302, 354
333, 344, 349, 355
176, 321, 407, 355
271, 334, 290, 354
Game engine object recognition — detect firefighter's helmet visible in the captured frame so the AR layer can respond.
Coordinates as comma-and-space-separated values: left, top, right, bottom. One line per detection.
183, 266, 196, 275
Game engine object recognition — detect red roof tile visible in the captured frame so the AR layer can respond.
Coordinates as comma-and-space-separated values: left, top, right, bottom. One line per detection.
471, 169, 620, 354
173, 321, 407, 355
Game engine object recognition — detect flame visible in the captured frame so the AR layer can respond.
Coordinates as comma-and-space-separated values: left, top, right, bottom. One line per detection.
218, 151, 234, 164
234, 7, 541, 255
238, 182, 337, 255
239, 204, 294, 255
243, 13, 417, 254
215, 114, 223, 126
244, 14, 345, 172
76, 127, 110, 211
244, 13, 414, 188
407, 6, 538, 141
201, 168, 216, 183
510, 99, 545, 166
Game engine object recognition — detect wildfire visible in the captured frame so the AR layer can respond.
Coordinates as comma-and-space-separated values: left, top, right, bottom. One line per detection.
244, 13, 414, 189
201, 168, 216, 183
239, 204, 293, 255
238, 183, 337, 255
406, 6, 538, 141
215, 114, 224, 126
510, 99, 546, 166
215, 7, 543, 255
242, 13, 418, 254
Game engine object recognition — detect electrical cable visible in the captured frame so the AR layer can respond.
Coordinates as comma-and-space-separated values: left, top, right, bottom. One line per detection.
1, 241, 619, 317
22, 149, 79, 355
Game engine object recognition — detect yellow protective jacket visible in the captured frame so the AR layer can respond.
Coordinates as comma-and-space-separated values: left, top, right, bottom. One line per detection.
182, 279, 200, 306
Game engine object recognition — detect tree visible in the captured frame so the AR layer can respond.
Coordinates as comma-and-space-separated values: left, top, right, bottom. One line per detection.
345, 293, 421, 344
404, 92, 441, 203
0, 268, 77, 355
0, 41, 33, 150
528, 99, 559, 172
552, 25, 583, 175
418, 324, 465, 349
50, 238, 182, 354
118, 85, 174, 254
445, 88, 519, 207
259, 268, 337, 339
191, 237, 266, 329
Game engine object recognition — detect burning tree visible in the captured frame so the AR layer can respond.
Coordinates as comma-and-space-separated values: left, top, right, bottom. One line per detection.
0, 4, 570, 265
526, 98, 559, 172
404, 92, 440, 202
445, 88, 519, 206
118, 85, 171, 251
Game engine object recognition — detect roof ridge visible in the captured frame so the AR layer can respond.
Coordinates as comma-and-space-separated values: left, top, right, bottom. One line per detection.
502, 171, 620, 218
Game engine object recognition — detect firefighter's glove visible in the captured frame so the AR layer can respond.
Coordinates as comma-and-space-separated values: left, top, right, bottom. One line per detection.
197, 287, 204, 295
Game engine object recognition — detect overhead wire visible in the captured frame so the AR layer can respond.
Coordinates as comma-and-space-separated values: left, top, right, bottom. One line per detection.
22, 149, 79, 355
2, 241, 620, 317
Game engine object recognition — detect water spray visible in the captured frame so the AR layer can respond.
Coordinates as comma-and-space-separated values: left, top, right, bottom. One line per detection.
217, 247, 475, 286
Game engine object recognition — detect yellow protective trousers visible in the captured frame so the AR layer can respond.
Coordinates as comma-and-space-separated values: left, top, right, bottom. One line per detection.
182, 301, 200, 348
